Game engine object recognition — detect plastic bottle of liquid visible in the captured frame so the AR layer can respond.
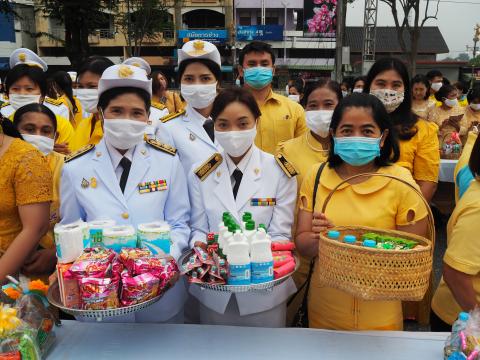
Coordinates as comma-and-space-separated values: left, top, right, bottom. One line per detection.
258, 224, 267, 233
242, 212, 252, 229
222, 223, 235, 256
250, 230, 274, 284
227, 232, 251, 285
448, 312, 470, 350
244, 220, 256, 248
217, 221, 229, 249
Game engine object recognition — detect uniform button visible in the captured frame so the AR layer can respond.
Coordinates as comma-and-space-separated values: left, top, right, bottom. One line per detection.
121, 212, 129, 219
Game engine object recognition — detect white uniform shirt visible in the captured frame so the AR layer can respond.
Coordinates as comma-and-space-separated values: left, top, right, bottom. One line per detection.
106, 141, 134, 181
157, 103, 221, 175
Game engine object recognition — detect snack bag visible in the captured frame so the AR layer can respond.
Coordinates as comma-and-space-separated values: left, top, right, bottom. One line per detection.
79, 277, 120, 310
120, 272, 160, 306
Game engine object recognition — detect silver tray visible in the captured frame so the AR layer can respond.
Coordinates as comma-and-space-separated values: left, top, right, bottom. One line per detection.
47, 281, 164, 321
179, 250, 299, 293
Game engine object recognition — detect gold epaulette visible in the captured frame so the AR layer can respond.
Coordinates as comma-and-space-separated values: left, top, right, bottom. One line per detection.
194, 153, 223, 181
145, 138, 177, 156
151, 101, 166, 111
275, 153, 298, 178
160, 109, 185, 123
64, 144, 95, 163
44, 97, 63, 106
1, 102, 10, 108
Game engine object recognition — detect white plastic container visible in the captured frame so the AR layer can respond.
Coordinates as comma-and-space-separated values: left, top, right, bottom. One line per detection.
217, 222, 228, 249
227, 232, 251, 285
222, 225, 235, 256
250, 230, 274, 284
244, 221, 257, 248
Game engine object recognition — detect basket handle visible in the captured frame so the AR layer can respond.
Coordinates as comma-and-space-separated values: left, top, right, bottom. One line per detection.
320, 172, 435, 246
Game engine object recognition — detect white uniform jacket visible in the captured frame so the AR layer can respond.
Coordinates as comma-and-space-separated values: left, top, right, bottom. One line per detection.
187, 145, 297, 316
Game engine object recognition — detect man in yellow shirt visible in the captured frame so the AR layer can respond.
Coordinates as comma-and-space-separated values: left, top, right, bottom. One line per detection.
237, 41, 307, 154
426, 69, 444, 107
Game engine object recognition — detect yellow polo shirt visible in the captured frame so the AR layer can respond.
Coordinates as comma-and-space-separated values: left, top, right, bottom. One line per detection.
397, 119, 440, 183
432, 180, 480, 325
69, 114, 103, 152
299, 163, 428, 330
454, 131, 477, 203
255, 90, 308, 154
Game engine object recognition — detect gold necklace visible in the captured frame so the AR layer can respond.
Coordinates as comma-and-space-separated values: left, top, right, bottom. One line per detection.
305, 132, 328, 152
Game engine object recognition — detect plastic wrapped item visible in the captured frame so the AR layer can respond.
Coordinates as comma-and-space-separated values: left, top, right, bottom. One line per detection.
119, 248, 152, 274
69, 247, 116, 278
120, 271, 160, 306
79, 277, 120, 310
444, 310, 480, 360
271, 241, 295, 251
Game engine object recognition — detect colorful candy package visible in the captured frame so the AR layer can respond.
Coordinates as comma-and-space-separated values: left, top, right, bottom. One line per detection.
120, 271, 160, 306
79, 277, 120, 310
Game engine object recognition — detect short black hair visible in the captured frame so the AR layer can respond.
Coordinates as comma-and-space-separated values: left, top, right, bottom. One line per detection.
77, 56, 114, 78
426, 70, 443, 82
211, 87, 261, 121
177, 58, 222, 84
239, 41, 275, 67
151, 70, 169, 94
411, 74, 431, 100
327, 93, 400, 168
364, 57, 418, 140
13, 103, 57, 133
467, 86, 480, 103
453, 81, 467, 94
434, 83, 456, 102
469, 133, 480, 177
98, 87, 151, 112
302, 78, 343, 108
5, 64, 47, 96
352, 76, 366, 89
289, 78, 305, 94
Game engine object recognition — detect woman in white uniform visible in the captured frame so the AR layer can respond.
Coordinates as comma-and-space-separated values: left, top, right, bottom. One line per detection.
60, 63, 190, 323
188, 88, 297, 327
157, 40, 222, 174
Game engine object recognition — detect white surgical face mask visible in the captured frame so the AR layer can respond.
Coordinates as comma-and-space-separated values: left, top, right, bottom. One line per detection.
444, 98, 458, 108
431, 82, 443, 92
370, 89, 405, 113
21, 134, 54, 155
352, 88, 363, 93
288, 94, 300, 103
9, 94, 41, 110
214, 127, 257, 158
305, 110, 334, 138
75, 88, 99, 114
103, 119, 146, 150
470, 103, 480, 111
342, 90, 348, 98
181, 83, 217, 109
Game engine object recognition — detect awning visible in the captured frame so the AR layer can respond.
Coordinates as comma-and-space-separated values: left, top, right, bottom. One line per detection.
276, 58, 335, 71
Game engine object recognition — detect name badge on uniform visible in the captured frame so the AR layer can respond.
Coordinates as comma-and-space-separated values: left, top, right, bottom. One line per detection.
138, 180, 167, 194
251, 198, 276, 206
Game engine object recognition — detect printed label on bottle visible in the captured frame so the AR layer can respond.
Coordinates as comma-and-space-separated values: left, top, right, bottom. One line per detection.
251, 261, 274, 284
228, 264, 251, 285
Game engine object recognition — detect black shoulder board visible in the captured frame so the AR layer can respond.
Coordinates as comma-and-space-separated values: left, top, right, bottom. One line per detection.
146, 138, 177, 156
275, 153, 298, 178
194, 153, 223, 181
64, 144, 95, 163
160, 109, 185, 123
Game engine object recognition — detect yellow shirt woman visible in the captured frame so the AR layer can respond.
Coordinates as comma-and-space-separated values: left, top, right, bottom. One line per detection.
59, 94, 83, 129
69, 114, 103, 152
431, 180, 480, 325
396, 119, 440, 183
299, 163, 428, 330
277, 132, 329, 193
411, 100, 434, 122
430, 104, 467, 143
0, 139, 53, 253
39, 151, 64, 249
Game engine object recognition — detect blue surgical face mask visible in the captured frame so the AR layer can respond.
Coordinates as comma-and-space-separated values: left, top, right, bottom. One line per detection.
333, 136, 382, 166
243, 67, 273, 89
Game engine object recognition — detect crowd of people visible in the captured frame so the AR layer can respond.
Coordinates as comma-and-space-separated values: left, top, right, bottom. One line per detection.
1, 39, 480, 331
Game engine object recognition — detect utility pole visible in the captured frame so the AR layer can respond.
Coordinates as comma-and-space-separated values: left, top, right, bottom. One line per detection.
471, 24, 480, 90
261, 0, 265, 25
282, 1, 288, 66
361, 0, 378, 75
334, 0, 346, 82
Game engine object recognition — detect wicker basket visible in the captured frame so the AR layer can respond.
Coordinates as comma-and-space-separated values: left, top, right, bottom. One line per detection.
317, 173, 434, 302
